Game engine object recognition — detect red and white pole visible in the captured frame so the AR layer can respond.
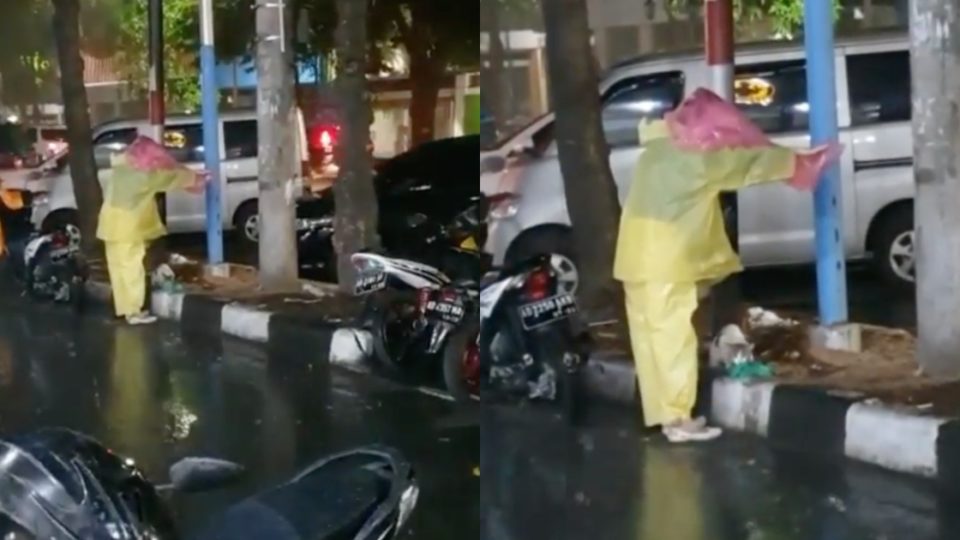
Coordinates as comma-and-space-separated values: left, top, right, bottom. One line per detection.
704, 0, 734, 101
147, 0, 165, 142
704, 0, 739, 332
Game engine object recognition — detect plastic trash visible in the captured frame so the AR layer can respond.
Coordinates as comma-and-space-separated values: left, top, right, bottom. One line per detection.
727, 360, 774, 380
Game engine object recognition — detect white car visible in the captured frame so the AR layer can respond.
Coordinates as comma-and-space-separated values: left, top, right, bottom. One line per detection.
31, 109, 308, 245
481, 32, 916, 292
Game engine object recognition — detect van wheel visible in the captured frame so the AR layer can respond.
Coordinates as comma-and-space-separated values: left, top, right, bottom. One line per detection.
871, 205, 914, 288
504, 227, 579, 297
233, 202, 259, 247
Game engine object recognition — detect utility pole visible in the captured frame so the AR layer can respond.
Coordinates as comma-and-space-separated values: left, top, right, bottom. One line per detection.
704, 0, 739, 334
199, 0, 223, 264
803, 0, 848, 326
910, 0, 960, 376
147, 0, 165, 142
255, 0, 298, 290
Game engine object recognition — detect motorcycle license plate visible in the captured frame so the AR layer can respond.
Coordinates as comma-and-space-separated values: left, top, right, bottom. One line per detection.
518, 294, 577, 330
425, 299, 465, 324
354, 271, 386, 295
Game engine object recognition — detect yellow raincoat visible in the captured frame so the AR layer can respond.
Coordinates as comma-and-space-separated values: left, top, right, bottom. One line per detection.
98, 154, 196, 317
0, 189, 24, 255
615, 120, 796, 427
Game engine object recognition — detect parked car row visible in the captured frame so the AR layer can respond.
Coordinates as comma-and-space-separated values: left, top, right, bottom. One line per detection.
480, 31, 917, 292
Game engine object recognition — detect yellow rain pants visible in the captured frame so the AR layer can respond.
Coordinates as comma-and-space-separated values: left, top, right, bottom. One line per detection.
624, 281, 699, 426
105, 241, 147, 317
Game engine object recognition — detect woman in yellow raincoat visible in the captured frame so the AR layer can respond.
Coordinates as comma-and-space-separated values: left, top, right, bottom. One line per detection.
614, 88, 840, 443
99, 136, 206, 325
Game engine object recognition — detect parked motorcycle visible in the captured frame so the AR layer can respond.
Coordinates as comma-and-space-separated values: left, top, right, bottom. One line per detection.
351, 250, 478, 386
0, 188, 86, 309
349, 200, 485, 387
476, 254, 590, 422
0, 428, 418, 540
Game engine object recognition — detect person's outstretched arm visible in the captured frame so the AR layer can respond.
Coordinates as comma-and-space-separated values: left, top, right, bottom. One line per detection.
701, 145, 797, 192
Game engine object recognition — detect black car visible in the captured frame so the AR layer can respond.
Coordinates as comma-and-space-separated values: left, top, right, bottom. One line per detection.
296, 135, 481, 280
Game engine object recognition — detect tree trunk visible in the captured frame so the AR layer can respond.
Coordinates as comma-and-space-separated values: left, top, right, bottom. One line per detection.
540, 0, 621, 311
482, 0, 506, 134
51, 0, 103, 259
255, 0, 299, 290
333, 0, 380, 292
408, 57, 440, 147
911, 0, 960, 377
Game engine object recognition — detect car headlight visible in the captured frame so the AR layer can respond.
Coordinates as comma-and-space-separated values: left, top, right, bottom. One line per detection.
396, 484, 419, 531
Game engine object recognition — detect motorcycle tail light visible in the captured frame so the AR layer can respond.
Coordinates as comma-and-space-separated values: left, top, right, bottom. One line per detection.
416, 288, 432, 314
440, 288, 458, 302
524, 269, 551, 301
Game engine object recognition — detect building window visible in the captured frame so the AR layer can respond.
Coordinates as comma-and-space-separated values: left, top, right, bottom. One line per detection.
734, 60, 808, 134
601, 71, 685, 147
847, 51, 911, 126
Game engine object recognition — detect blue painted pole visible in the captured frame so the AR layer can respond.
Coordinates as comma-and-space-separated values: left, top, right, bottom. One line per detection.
803, 0, 848, 325
200, 0, 223, 264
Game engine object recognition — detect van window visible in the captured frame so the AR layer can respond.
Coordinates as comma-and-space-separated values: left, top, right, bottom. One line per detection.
93, 128, 137, 169
734, 60, 808, 134
847, 51, 911, 126
163, 124, 205, 163
602, 72, 685, 147
224, 120, 258, 159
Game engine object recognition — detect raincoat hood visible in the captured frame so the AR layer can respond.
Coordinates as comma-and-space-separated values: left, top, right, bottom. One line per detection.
664, 88, 772, 151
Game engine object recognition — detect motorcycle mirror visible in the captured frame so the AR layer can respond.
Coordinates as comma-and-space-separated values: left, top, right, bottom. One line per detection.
163, 457, 246, 493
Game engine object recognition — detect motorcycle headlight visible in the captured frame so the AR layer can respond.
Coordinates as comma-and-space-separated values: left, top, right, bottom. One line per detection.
396, 484, 419, 531
350, 254, 385, 273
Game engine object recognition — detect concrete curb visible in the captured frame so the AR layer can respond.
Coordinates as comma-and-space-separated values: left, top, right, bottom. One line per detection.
84, 280, 374, 370
89, 281, 959, 484
590, 354, 959, 484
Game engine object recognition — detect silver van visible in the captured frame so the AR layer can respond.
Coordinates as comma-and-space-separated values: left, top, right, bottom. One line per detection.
32, 109, 308, 245
481, 32, 915, 292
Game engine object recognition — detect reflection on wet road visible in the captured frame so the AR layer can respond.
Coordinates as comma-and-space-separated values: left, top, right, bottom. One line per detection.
0, 262, 935, 540
0, 299, 479, 538
484, 404, 959, 540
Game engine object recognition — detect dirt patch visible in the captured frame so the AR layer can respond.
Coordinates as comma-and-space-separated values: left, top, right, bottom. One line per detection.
591, 304, 960, 416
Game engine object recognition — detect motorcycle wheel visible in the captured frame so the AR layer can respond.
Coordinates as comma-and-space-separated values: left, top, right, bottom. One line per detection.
370, 291, 420, 374
443, 318, 480, 402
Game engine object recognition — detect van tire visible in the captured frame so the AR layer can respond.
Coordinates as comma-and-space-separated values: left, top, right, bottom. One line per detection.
870, 204, 914, 289
233, 202, 259, 247
504, 227, 579, 297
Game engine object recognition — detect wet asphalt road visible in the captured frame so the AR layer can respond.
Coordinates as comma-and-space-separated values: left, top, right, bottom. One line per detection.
0, 261, 941, 539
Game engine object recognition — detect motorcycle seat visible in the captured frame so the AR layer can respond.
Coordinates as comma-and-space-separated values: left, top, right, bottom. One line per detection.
480, 272, 500, 288
189, 465, 383, 540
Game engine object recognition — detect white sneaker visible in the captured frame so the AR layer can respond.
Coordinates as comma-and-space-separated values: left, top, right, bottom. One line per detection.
125, 313, 158, 325
662, 419, 722, 443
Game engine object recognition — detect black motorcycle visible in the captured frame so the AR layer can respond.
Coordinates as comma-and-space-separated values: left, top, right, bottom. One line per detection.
0, 428, 418, 540
474, 254, 590, 422
351, 250, 478, 386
